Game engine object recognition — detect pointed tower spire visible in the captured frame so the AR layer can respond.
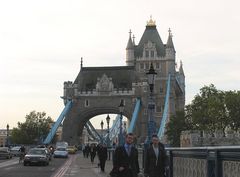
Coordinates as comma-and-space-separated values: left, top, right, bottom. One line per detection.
126, 29, 135, 66
166, 28, 175, 51
80, 57, 83, 69
132, 34, 135, 46
126, 29, 134, 49
179, 60, 184, 76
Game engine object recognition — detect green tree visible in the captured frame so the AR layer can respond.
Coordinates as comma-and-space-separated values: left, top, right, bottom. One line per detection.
225, 91, 240, 132
187, 84, 228, 134
166, 111, 191, 147
11, 111, 53, 144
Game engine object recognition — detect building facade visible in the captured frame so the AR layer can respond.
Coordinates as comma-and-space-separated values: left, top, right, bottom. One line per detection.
0, 129, 11, 147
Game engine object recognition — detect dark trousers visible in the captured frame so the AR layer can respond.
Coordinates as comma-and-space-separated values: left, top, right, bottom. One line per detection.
99, 159, 106, 171
90, 153, 95, 163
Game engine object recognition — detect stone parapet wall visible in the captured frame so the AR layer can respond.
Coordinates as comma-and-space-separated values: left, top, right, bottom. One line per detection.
181, 130, 240, 147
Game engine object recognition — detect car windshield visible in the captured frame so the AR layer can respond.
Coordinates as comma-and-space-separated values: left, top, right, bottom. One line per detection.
11, 146, 21, 150
28, 149, 45, 155
57, 148, 66, 151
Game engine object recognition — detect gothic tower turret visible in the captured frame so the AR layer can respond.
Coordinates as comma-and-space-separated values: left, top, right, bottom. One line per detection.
178, 60, 185, 91
126, 30, 135, 66
165, 28, 176, 76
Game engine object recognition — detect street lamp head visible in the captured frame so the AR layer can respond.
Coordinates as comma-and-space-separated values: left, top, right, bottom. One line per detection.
146, 63, 157, 86
118, 99, 124, 113
100, 120, 104, 129
106, 114, 110, 125
6, 124, 9, 129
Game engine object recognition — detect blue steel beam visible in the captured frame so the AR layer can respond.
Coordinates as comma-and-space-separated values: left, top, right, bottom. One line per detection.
85, 123, 100, 141
86, 121, 102, 141
43, 100, 72, 144
158, 74, 171, 139
127, 98, 141, 133
104, 115, 120, 139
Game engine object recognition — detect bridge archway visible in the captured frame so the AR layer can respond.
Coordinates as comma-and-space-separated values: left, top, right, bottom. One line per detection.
62, 100, 133, 145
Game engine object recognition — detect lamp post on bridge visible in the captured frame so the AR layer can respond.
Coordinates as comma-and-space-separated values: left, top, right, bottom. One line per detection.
100, 120, 104, 144
118, 100, 124, 146
6, 124, 9, 147
145, 63, 157, 146
106, 114, 111, 147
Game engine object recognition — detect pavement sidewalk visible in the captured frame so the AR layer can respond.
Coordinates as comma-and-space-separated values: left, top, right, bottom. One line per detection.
63, 152, 113, 177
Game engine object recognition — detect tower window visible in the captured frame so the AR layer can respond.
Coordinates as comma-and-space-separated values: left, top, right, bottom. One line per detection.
160, 87, 163, 93
145, 51, 149, 58
145, 63, 149, 69
85, 100, 89, 107
151, 50, 154, 57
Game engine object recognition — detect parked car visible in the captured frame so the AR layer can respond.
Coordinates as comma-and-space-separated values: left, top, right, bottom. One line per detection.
10, 146, 21, 156
66, 146, 77, 154
0, 147, 12, 159
53, 147, 68, 158
23, 148, 50, 166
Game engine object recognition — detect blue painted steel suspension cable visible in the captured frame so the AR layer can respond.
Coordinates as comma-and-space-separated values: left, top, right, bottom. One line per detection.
43, 100, 72, 144
158, 74, 171, 139
127, 98, 141, 133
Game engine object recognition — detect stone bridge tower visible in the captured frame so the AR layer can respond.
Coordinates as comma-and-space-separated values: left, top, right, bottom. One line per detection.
62, 17, 185, 145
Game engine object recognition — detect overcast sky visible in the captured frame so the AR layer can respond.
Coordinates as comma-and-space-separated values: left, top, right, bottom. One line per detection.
0, 0, 240, 129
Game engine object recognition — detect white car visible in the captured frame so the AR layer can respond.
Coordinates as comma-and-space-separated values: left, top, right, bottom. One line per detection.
10, 146, 21, 156
53, 147, 68, 158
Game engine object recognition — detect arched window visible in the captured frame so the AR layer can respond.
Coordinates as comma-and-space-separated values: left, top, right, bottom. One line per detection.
85, 100, 89, 107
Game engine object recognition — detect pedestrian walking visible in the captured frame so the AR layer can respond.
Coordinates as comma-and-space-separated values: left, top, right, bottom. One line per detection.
85, 144, 90, 158
144, 134, 167, 177
97, 143, 108, 172
82, 144, 86, 158
110, 133, 140, 177
89, 143, 96, 163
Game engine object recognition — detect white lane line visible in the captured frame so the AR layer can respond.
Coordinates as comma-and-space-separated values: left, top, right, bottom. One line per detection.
0, 158, 19, 168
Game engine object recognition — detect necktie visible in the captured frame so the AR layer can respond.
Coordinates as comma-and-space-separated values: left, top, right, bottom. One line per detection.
127, 145, 131, 156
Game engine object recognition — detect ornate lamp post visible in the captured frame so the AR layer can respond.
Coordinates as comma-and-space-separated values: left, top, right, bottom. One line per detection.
106, 114, 111, 147
6, 124, 9, 147
100, 120, 104, 143
145, 63, 157, 145
106, 115, 110, 147
118, 100, 124, 146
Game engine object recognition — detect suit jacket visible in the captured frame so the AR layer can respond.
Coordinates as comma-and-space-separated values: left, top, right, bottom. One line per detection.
144, 143, 167, 177
112, 145, 140, 177
97, 146, 108, 161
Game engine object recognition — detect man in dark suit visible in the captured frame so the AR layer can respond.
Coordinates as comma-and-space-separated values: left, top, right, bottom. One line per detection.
97, 143, 108, 172
144, 134, 167, 177
111, 133, 140, 177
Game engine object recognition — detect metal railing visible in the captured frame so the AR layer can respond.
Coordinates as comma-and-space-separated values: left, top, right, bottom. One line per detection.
107, 146, 240, 177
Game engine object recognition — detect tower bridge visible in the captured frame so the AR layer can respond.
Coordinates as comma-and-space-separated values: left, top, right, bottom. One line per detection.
44, 17, 185, 145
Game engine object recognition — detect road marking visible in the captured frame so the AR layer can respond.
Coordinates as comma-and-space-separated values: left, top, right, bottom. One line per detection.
0, 158, 19, 168
51, 155, 77, 177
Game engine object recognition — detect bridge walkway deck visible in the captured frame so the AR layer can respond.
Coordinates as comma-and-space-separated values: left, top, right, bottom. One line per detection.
63, 152, 113, 177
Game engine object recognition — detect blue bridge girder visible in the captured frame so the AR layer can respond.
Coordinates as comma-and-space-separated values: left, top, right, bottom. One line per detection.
43, 100, 72, 144
85, 122, 101, 141
158, 74, 171, 139
127, 98, 141, 133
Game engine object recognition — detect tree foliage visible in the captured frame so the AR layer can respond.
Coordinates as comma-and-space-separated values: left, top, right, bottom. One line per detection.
225, 91, 240, 132
166, 111, 191, 147
166, 84, 240, 146
187, 84, 228, 134
11, 111, 53, 144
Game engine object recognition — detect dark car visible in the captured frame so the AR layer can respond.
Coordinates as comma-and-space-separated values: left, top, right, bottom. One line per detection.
0, 147, 12, 159
23, 148, 49, 166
